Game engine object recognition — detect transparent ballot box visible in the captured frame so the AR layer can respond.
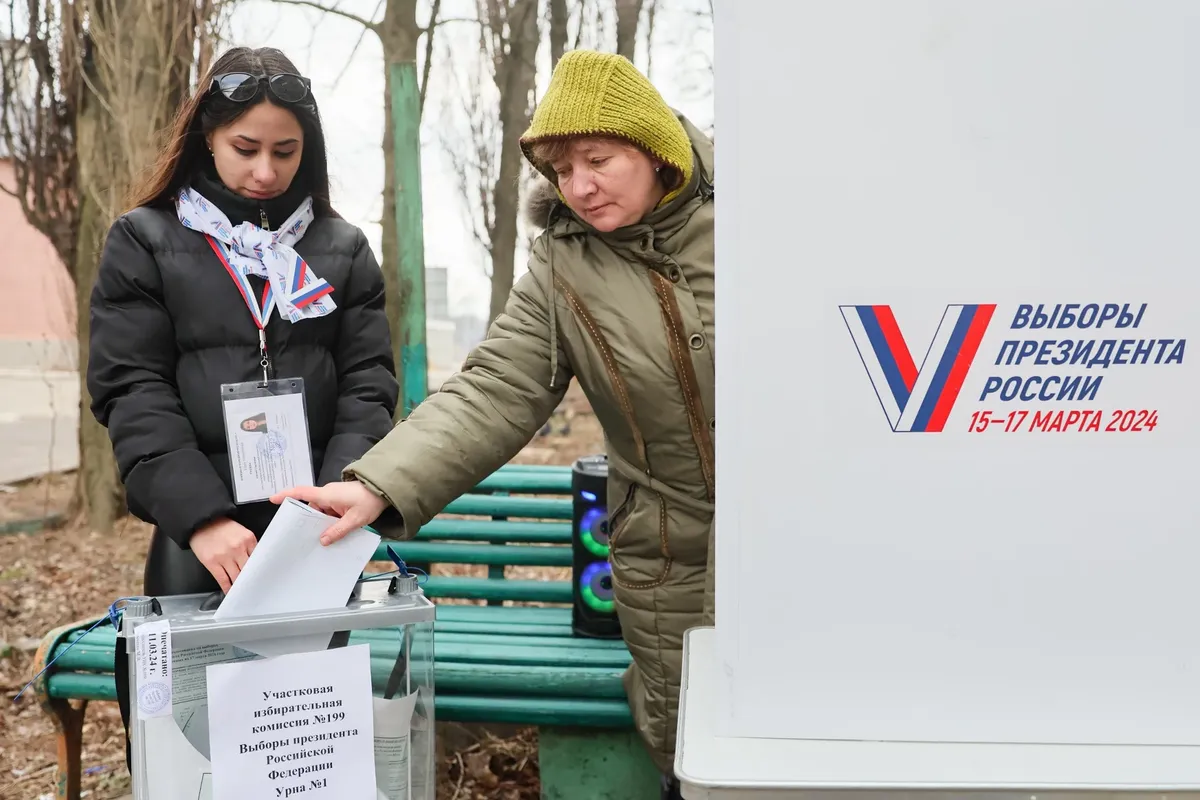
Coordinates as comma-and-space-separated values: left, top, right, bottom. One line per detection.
120, 577, 435, 800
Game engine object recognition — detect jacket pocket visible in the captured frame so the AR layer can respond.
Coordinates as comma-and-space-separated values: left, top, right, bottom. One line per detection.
609, 489, 672, 590
607, 480, 637, 552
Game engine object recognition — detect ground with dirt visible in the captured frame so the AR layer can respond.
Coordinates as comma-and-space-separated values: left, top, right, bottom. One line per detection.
0, 383, 603, 800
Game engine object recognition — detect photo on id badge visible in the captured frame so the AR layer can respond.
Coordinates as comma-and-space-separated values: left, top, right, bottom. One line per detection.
221, 379, 314, 504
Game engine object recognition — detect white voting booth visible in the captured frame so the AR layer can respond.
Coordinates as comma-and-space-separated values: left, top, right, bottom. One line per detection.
122, 499, 436, 800
680, 1, 1200, 797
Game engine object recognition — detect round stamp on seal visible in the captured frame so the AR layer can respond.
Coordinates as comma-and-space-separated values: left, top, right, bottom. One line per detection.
258, 429, 288, 459
139, 680, 171, 715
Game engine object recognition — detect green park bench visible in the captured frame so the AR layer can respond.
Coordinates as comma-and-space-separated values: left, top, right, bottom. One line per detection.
29, 463, 662, 800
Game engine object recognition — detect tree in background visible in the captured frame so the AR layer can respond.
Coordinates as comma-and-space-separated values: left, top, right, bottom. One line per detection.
614, 0, 640, 61
273, 0, 447, 414
441, 0, 538, 325
547, 0, 568, 68
682, 0, 710, 116
0, 0, 228, 532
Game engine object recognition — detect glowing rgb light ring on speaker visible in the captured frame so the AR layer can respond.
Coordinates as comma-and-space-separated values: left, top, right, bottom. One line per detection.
579, 506, 610, 557
579, 561, 615, 613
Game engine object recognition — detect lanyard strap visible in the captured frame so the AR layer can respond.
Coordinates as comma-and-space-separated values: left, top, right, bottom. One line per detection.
207, 236, 274, 383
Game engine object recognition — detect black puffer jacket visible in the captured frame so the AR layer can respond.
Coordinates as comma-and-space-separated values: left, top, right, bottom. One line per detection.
87, 170, 399, 547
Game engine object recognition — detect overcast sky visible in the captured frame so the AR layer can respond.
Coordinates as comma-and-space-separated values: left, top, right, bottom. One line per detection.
224, 0, 714, 319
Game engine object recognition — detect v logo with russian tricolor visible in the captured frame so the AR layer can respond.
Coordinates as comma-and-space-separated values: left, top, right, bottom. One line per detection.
839, 304, 996, 433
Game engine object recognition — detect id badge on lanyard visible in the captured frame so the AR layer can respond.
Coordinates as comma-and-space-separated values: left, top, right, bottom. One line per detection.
210, 237, 316, 504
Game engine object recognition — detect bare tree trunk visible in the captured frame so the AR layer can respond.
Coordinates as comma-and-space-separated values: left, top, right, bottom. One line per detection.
615, 0, 643, 63
549, 0, 569, 69
378, 0, 421, 410
72, 0, 207, 530
486, 0, 538, 324
72, 189, 122, 529
644, 0, 656, 80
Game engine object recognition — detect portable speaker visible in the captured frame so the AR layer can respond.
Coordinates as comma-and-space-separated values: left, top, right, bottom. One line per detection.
571, 454, 622, 638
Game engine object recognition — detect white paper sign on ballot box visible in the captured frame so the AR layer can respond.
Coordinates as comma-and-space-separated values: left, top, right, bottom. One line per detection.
207, 644, 377, 799
703, 0, 1200, 794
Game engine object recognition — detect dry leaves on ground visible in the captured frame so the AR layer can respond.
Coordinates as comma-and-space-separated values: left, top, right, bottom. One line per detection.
444, 728, 540, 800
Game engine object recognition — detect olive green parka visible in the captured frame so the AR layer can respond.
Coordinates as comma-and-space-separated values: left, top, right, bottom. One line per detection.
346, 112, 715, 772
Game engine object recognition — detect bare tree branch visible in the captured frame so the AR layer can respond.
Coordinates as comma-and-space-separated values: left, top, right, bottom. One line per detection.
333, 0, 386, 88
439, 0, 537, 322
419, 0, 442, 113
438, 41, 495, 260
422, 15, 481, 31
271, 0, 378, 31
0, 0, 84, 273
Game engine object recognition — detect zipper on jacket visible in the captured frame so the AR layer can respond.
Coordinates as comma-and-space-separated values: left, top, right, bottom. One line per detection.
553, 274, 649, 472
649, 271, 716, 501
259, 208, 269, 230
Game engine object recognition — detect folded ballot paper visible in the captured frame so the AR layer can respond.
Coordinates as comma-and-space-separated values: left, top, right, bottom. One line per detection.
214, 497, 381, 658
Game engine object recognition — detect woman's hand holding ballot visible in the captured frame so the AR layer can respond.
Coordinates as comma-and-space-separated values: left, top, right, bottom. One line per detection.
270, 480, 388, 545
190, 517, 258, 592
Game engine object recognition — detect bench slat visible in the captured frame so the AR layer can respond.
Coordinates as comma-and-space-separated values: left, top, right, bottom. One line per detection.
67, 618, 580, 646
46, 658, 625, 702
439, 695, 632, 727
383, 659, 626, 699
44, 673, 631, 727
49, 644, 116, 671
353, 630, 624, 650
360, 641, 630, 669
435, 632, 623, 650
57, 627, 621, 652
433, 620, 575, 637
432, 642, 629, 668
60, 605, 576, 648
492, 464, 570, 473
436, 605, 570, 624
373, 541, 571, 567
47, 673, 115, 701
472, 472, 572, 493
51, 633, 629, 673
423, 576, 571, 603
442, 495, 572, 520
48, 628, 628, 671
413, 519, 570, 544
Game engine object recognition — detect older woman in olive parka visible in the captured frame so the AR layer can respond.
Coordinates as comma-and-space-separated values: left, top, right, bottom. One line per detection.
275, 49, 715, 796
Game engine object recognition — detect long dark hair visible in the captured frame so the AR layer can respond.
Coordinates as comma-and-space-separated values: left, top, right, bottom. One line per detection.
124, 47, 336, 217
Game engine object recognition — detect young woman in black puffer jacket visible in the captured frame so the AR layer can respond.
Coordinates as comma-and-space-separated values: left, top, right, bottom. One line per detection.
86, 45, 399, 763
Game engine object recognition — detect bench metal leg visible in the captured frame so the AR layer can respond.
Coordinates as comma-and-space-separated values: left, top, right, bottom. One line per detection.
48, 697, 88, 800
538, 726, 661, 800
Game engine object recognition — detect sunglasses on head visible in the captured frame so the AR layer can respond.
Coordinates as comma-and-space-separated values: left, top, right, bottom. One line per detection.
209, 72, 312, 104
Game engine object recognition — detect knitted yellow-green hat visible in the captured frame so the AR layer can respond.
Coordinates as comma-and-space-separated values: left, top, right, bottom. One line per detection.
520, 50, 694, 206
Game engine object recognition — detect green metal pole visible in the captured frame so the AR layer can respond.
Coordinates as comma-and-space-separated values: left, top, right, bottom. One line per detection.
389, 60, 428, 414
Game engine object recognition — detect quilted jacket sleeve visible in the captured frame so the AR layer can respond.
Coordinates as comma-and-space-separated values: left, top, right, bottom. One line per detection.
343, 236, 570, 536
86, 214, 238, 547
